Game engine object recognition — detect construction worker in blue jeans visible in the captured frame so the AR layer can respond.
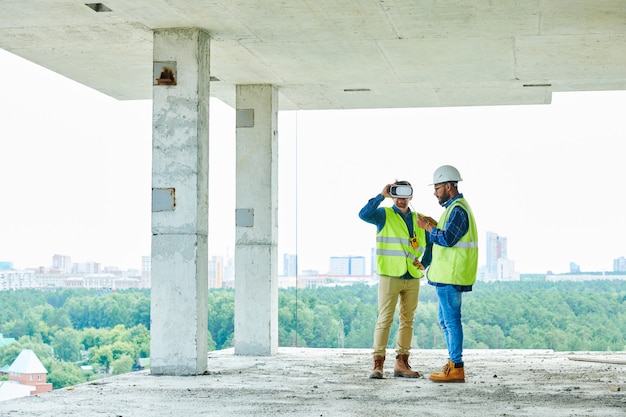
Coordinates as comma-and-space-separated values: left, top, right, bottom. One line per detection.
417, 165, 478, 383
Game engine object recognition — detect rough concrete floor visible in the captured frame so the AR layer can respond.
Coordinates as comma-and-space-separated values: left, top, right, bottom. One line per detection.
1, 348, 625, 417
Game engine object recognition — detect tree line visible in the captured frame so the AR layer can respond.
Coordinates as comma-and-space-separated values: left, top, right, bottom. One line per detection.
276, 280, 626, 352
0, 280, 624, 389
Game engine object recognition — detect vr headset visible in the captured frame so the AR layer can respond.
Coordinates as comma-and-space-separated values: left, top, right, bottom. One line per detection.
389, 184, 413, 198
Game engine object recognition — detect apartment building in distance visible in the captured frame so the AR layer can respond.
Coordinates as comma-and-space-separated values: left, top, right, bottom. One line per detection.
329, 256, 366, 276
208, 255, 224, 289
0, 255, 144, 291
481, 231, 519, 282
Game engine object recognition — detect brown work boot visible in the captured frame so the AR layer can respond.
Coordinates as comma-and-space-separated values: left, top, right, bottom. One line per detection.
369, 355, 385, 379
429, 361, 465, 383
393, 354, 421, 378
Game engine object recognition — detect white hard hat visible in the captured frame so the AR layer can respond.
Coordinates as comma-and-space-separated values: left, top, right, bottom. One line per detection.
431, 165, 463, 185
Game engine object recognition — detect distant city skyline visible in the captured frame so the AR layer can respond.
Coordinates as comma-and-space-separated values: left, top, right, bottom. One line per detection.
4, 239, 626, 276
4, 231, 626, 293
3, 248, 626, 294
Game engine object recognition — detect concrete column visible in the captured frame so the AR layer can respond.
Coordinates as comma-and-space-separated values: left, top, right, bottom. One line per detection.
150, 28, 210, 375
234, 85, 279, 355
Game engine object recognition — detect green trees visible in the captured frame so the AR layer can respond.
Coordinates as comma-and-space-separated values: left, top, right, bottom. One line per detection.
51, 328, 82, 362
0, 280, 624, 390
274, 281, 625, 351
207, 289, 234, 349
0, 290, 151, 389
89, 345, 113, 373
46, 360, 86, 388
458, 281, 626, 351
64, 290, 150, 329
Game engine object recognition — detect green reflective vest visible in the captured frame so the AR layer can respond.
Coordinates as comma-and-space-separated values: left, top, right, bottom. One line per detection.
428, 197, 478, 285
376, 207, 427, 278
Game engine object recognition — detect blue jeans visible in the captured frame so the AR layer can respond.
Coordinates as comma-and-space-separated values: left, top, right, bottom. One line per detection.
436, 285, 464, 364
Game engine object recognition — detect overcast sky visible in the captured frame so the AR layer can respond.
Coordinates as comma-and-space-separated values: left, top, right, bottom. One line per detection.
2, 48, 626, 274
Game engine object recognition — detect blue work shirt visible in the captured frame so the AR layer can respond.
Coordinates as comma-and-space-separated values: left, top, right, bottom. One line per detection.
359, 194, 432, 278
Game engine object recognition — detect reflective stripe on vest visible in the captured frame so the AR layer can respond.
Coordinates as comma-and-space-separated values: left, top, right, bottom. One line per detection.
427, 198, 478, 285
376, 207, 426, 278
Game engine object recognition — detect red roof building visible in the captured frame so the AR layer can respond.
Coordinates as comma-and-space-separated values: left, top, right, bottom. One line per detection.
7, 349, 52, 395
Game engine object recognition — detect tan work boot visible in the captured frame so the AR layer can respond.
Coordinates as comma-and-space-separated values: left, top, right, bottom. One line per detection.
429, 361, 465, 383
393, 354, 421, 378
369, 355, 385, 379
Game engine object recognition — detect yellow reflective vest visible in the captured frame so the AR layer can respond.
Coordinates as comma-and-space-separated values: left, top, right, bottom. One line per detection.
376, 207, 427, 278
427, 197, 478, 286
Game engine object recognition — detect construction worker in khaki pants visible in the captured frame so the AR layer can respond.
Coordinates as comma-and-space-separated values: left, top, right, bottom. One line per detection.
359, 180, 433, 379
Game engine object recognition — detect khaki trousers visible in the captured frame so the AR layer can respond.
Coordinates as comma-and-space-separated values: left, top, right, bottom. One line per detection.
372, 275, 420, 357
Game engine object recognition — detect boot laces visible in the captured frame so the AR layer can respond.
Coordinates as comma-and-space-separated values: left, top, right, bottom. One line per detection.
441, 362, 451, 374
403, 356, 412, 369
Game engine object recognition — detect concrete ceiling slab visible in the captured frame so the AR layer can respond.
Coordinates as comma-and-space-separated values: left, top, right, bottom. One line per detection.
1, 0, 625, 110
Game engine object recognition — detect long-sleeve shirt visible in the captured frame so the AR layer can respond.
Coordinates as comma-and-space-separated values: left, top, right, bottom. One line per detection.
427, 193, 472, 291
359, 194, 432, 276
